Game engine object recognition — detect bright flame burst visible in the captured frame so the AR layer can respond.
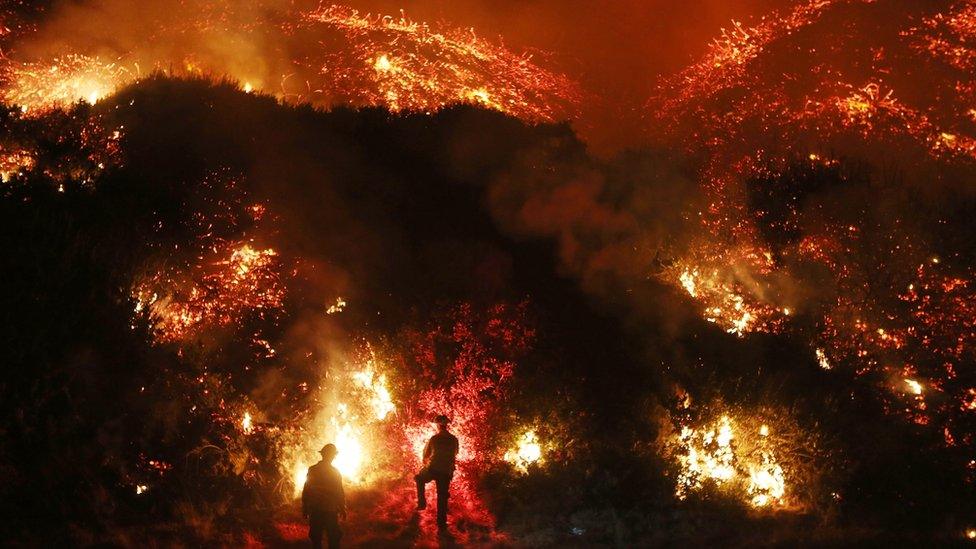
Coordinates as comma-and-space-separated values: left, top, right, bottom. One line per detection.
330, 403, 365, 479
748, 424, 786, 507
675, 414, 787, 509
286, 351, 396, 496
815, 348, 832, 370
905, 378, 923, 396
326, 296, 347, 314
0, 54, 132, 113
351, 356, 395, 421
504, 430, 543, 473
676, 416, 736, 496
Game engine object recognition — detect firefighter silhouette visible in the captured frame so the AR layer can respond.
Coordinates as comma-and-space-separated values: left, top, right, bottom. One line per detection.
302, 443, 346, 549
415, 415, 459, 527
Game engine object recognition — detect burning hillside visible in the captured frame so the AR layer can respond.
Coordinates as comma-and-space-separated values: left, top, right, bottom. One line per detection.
647, 0, 976, 515
0, 72, 616, 544
1, 0, 976, 546
0, 2, 580, 119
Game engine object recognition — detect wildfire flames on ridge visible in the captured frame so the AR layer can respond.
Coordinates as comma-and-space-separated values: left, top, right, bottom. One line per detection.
0, 2, 580, 119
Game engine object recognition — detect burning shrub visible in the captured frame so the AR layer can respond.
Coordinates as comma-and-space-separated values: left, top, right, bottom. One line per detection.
391, 301, 536, 472
279, 342, 400, 496
129, 169, 285, 351
503, 429, 544, 473
0, 102, 122, 186
659, 394, 833, 514
133, 240, 285, 343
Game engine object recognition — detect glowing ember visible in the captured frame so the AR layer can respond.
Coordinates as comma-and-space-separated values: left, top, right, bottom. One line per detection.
815, 348, 831, 370
241, 412, 254, 434
133, 241, 284, 343
504, 430, 543, 473
0, 105, 123, 185
671, 258, 783, 336
300, 5, 580, 121
326, 296, 347, 315
963, 389, 976, 412
911, 2, 976, 72
0, 148, 34, 182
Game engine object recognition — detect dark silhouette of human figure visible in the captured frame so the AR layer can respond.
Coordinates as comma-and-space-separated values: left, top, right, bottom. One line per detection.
302, 443, 346, 549
415, 415, 459, 527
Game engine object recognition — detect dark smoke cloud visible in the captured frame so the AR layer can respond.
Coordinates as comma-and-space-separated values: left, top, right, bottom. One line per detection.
482, 141, 705, 321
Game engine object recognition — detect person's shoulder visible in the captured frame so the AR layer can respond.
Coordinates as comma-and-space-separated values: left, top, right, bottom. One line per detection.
308, 461, 325, 473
